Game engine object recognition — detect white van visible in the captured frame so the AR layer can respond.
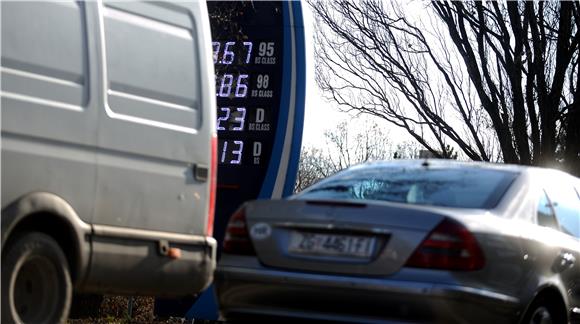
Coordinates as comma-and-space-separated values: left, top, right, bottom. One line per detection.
1, 1, 217, 323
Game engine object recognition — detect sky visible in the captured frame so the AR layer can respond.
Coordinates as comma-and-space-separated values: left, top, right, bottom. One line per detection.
301, 3, 346, 147
300, 2, 413, 149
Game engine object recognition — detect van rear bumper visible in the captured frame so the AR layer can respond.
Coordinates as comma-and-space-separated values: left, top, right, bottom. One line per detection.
80, 225, 217, 297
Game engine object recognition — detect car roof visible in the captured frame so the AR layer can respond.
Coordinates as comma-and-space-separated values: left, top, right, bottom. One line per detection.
345, 159, 549, 175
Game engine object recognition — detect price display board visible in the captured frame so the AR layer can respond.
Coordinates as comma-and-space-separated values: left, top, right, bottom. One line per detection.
209, 1, 306, 250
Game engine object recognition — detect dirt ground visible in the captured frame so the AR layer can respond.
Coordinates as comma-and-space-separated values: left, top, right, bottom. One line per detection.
68, 295, 153, 323
67, 295, 214, 324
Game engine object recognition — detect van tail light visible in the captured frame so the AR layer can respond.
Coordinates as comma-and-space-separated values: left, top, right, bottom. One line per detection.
207, 134, 217, 236
405, 218, 485, 271
223, 206, 255, 255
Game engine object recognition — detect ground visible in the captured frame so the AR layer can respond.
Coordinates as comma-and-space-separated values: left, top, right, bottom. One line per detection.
67, 295, 219, 323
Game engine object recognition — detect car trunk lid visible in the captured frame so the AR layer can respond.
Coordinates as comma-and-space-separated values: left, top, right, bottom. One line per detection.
243, 199, 448, 276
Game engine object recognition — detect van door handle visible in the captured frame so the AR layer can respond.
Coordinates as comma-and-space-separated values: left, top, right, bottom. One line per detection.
193, 164, 208, 182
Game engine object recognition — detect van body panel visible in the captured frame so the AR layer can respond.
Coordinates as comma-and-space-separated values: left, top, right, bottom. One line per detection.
1, 0, 217, 298
1, 1, 89, 109
93, 0, 216, 235
1, 135, 97, 225
1, 1, 98, 224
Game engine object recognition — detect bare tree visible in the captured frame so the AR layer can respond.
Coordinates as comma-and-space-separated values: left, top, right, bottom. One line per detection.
310, 0, 580, 174
296, 119, 408, 192
322, 120, 393, 171
295, 146, 334, 192
393, 141, 424, 159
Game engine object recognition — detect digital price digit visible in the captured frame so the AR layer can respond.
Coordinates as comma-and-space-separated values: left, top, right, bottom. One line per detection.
232, 108, 246, 131
216, 107, 230, 131
219, 140, 244, 165
217, 107, 246, 131
242, 42, 253, 64
216, 74, 249, 98
212, 41, 254, 64
230, 140, 243, 164
234, 75, 248, 97
222, 41, 235, 64
212, 42, 220, 63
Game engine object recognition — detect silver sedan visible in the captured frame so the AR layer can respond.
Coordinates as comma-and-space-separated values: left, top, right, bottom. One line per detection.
216, 160, 580, 323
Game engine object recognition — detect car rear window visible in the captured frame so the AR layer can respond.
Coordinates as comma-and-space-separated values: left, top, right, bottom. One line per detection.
297, 166, 518, 209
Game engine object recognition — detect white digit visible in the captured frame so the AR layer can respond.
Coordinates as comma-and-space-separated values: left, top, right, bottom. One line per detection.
212, 42, 220, 64
231, 141, 244, 165
217, 107, 230, 131
218, 74, 234, 97
232, 107, 246, 131
243, 41, 253, 64
222, 41, 235, 64
235, 74, 249, 98
220, 141, 228, 163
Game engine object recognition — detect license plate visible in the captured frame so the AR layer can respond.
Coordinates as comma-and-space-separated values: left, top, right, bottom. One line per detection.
288, 232, 376, 258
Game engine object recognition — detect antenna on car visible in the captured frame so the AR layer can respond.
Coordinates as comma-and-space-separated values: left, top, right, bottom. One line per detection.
421, 159, 430, 168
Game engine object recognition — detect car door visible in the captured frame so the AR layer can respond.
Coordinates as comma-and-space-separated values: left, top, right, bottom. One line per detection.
545, 176, 580, 313
520, 188, 563, 276
92, 0, 216, 235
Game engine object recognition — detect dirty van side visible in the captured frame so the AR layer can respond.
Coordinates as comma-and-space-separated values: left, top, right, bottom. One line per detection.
1, 1, 217, 323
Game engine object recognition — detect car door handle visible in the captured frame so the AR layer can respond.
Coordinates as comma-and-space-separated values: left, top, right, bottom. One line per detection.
560, 252, 576, 267
553, 252, 576, 272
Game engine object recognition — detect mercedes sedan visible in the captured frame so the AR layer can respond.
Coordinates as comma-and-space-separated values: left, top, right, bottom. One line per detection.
216, 160, 580, 323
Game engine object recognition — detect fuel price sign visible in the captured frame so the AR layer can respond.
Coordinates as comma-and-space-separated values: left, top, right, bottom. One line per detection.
209, 1, 306, 250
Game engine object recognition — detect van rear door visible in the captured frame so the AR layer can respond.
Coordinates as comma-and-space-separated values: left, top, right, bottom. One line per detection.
93, 1, 216, 236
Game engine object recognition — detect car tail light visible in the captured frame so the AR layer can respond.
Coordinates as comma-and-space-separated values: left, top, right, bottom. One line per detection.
207, 134, 217, 236
405, 218, 485, 271
223, 206, 255, 255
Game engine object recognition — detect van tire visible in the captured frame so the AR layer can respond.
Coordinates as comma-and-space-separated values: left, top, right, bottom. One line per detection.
1, 232, 72, 324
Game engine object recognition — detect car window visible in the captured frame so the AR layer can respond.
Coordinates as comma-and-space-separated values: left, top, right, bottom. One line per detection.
545, 182, 580, 239
297, 167, 518, 209
536, 191, 559, 230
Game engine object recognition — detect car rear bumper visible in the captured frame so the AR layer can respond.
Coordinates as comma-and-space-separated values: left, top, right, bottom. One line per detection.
216, 261, 522, 323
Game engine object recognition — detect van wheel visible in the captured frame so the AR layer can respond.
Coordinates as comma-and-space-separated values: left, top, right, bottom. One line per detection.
1, 232, 72, 324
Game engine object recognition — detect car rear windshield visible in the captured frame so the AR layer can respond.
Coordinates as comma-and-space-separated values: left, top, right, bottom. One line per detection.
297, 166, 518, 209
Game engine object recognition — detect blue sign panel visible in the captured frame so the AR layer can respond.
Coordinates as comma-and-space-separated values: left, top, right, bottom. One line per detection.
211, 0, 306, 252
